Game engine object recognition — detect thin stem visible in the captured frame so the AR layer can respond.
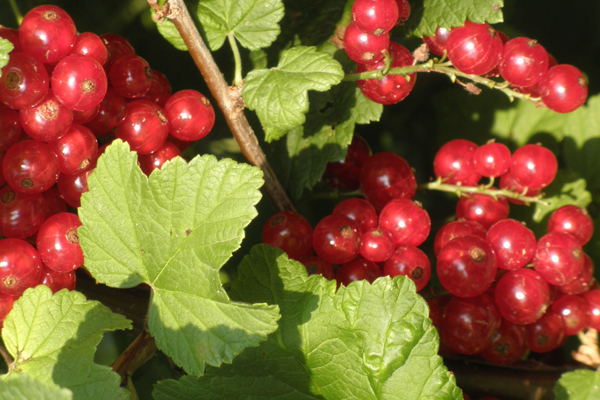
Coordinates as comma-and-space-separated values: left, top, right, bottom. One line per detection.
163, 0, 295, 213
0, 342, 13, 368
111, 326, 157, 385
8, 0, 23, 26
420, 178, 549, 205
227, 33, 243, 87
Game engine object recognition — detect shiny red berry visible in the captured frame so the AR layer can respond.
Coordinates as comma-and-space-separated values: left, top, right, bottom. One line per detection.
446, 22, 503, 75
486, 219, 536, 270
163, 90, 215, 142
547, 205, 594, 246
498, 37, 549, 87
332, 198, 378, 235
433, 139, 481, 186
359, 152, 416, 210
3, 140, 60, 194
336, 257, 382, 287
539, 64, 588, 113
52, 54, 108, 112
0, 187, 45, 238
313, 215, 361, 265
433, 219, 486, 256
115, 100, 169, 155
455, 193, 509, 230
379, 199, 431, 246
138, 141, 182, 176
494, 268, 550, 325
48, 124, 98, 175
384, 245, 431, 291
533, 232, 584, 286
109, 55, 153, 99
352, 0, 399, 36
0, 238, 43, 296
360, 228, 395, 263
0, 52, 49, 109
343, 22, 390, 65
141, 70, 172, 108
19, 88, 73, 141
71, 32, 108, 65
262, 211, 313, 260
324, 135, 372, 191
36, 212, 84, 273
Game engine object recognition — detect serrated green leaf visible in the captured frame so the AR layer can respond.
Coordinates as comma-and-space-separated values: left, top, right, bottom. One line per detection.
532, 170, 591, 224
153, 9, 188, 51
408, 0, 504, 37
1, 286, 131, 400
554, 368, 600, 400
0, 373, 72, 400
154, 245, 463, 400
78, 140, 280, 376
0, 38, 14, 77
243, 46, 344, 141
197, 0, 284, 51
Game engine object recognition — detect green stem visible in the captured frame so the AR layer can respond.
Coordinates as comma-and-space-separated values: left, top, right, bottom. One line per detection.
8, 0, 23, 26
227, 33, 243, 87
419, 178, 549, 205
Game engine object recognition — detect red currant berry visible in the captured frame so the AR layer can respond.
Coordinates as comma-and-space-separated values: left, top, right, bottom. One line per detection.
433, 219, 486, 256
336, 257, 382, 287
343, 21, 390, 65
533, 232, 584, 286
423, 27, 451, 56
499, 37, 549, 87
109, 55, 153, 99
0, 187, 45, 238
57, 160, 96, 208
360, 228, 395, 263
141, 70, 172, 108
455, 193, 509, 230
313, 214, 362, 265
445, 22, 503, 75
486, 219, 536, 270
0, 52, 49, 109
19, 88, 73, 141
379, 199, 431, 246
36, 212, 84, 273
550, 294, 590, 336
48, 124, 98, 175
299, 256, 335, 280
359, 152, 416, 210
473, 141, 512, 178
539, 64, 588, 113
84, 87, 127, 135
499, 170, 541, 204
525, 310, 565, 353
394, 0, 410, 25
494, 268, 550, 325
352, 0, 399, 36
163, 90, 215, 141
41, 264, 76, 293
19, 5, 77, 64
433, 139, 481, 186
324, 135, 372, 191
72, 32, 108, 66
356, 42, 416, 105
0, 103, 22, 152
558, 253, 594, 295
41, 185, 67, 218
72, 105, 99, 125
52, 54, 108, 112
0, 27, 21, 53
100, 33, 136, 73
262, 211, 313, 260
138, 141, 182, 176
0, 238, 43, 296
547, 205, 594, 246
0, 291, 17, 330
115, 100, 169, 155
437, 235, 497, 298
510, 144, 557, 190
480, 319, 528, 365
3, 140, 59, 194
582, 289, 600, 331
384, 245, 431, 291
332, 198, 378, 235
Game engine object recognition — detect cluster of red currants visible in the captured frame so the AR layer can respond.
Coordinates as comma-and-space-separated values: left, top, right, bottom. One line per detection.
423, 21, 588, 113
0, 5, 215, 328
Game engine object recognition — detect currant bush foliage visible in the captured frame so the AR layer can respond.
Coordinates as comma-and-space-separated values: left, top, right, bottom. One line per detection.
0, 39, 12, 74
154, 245, 462, 400
0, 373, 73, 400
78, 140, 280, 376
554, 368, 600, 400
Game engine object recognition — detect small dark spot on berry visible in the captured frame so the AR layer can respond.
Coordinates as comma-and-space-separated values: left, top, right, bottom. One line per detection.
5, 72, 20, 90
495, 342, 510, 355
200, 97, 211, 107
271, 216, 285, 226
42, 11, 58, 21
305, 263, 318, 275
572, 248, 582, 259
40, 100, 60, 120
537, 335, 548, 346
412, 267, 424, 279
470, 247, 486, 262
362, 52, 375, 62
81, 79, 95, 94
21, 178, 34, 189
2, 276, 16, 289
340, 225, 354, 238
144, 67, 153, 80
1, 190, 15, 204
66, 228, 79, 244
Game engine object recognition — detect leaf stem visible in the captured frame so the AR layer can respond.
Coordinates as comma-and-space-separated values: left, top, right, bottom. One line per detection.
162, 0, 296, 213
111, 326, 157, 385
343, 60, 543, 105
227, 33, 243, 87
0, 342, 13, 368
7, 0, 23, 26
419, 177, 549, 205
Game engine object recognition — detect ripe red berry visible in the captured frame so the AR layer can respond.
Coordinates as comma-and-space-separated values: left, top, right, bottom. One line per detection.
533, 232, 584, 286
332, 198, 378, 235
262, 211, 313, 260
19, 88, 73, 141
0, 52, 49, 109
423, 27, 451, 56
3, 140, 60, 194
473, 141, 512, 178
298, 256, 335, 280
115, 100, 169, 155
359, 152, 416, 210
525, 310, 566, 353
445, 22, 503, 75
509, 144, 557, 190
41, 265, 76, 293
313, 215, 362, 265
84, 87, 127, 135
480, 319, 528, 365
0, 187, 46, 239
486, 219, 536, 270
539, 64, 588, 113
384, 245, 431, 291
494, 268, 550, 325
360, 228, 395, 263
0, 103, 22, 152
433, 139, 481, 186
379, 199, 431, 247
109, 55, 153, 99
141, 70, 172, 108
72, 32, 108, 65
57, 161, 96, 208
52, 54, 108, 112
558, 253, 594, 295
42, 185, 67, 218
36, 212, 84, 273
100, 33, 136, 73
164, 90, 215, 142
336, 257, 382, 287
48, 124, 99, 175
433, 219, 486, 256
0, 291, 17, 330
582, 289, 600, 331
394, 0, 411, 25
547, 205, 594, 246
19, 5, 77, 64
455, 193, 509, 230
499, 37, 549, 87
550, 294, 590, 336
138, 141, 182, 176
324, 135, 372, 191
343, 22, 390, 65
499, 170, 541, 204
352, 0, 399, 36
0, 238, 43, 297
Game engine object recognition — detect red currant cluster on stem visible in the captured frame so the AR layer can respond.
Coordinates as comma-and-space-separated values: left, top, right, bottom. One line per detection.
0, 4, 216, 328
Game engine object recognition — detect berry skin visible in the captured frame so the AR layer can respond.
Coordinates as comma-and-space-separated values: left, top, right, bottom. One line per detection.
539, 64, 588, 113
0, 103, 22, 152
394, 0, 411, 25
19, 5, 77, 64
36, 212, 84, 273
72, 32, 108, 66
436, 235, 497, 298
332, 198, 378, 235
324, 135, 372, 191
336, 257, 382, 287
433, 139, 481, 186
51, 54, 108, 112
455, 193, 509, 230
343, 21, 390, 65
313, 215, 362, 265
498, 38, 549, 87
0, 291, 17, 330
525, 310, 566, 353
138, 141, 183, 176
352, 0, 399, 36
378, 199, 431, 246
0, 52, 49, 109
299, 256, 335, 280
494, 268, 550, 325
109, 55, 153, 99
533, 232, 584, 286
582, 289, 600, 331
100, 33, 136, 73
115, 100, 169, 155
19, 88, 73, 142
48, 124, 99, 175
41, 265, 76, 293
547, 205, 594, 246
558, 253, 594, 295
550, 294, 590, 336
486, 219, 536, 270
164, 90, 215, 142
445, 22, 503, 75
0, 238, 43, 297
473, 141, 512, 178
360, 228, 395, 263
499, 170, 541, 204
423, 27, 451, 56
480, 319, 528, 365
383, 245, 431, 291
3, 140, 60, 194
84, 87, 127, 135
509, 144, 558, 190
356, 42, 416, 105
141, 70, 172, 108
433, 219, 486, 256
262, 211, 313, 260
0, 187, 46, 239
359, 152, 417, 211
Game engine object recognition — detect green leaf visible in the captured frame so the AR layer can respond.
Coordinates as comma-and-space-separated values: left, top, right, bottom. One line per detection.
554, 368, 600, 400
243, 46, 344, 141
531, 170, 592, 224
408, 0, 504, 37
154, 245, 463, 400
153, 9, 188, 51
0, 374, 72, 400
1, 286, 131, 400
78, 140, 280, 376
197, 0, 284, 51
0, 38, 14, 76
